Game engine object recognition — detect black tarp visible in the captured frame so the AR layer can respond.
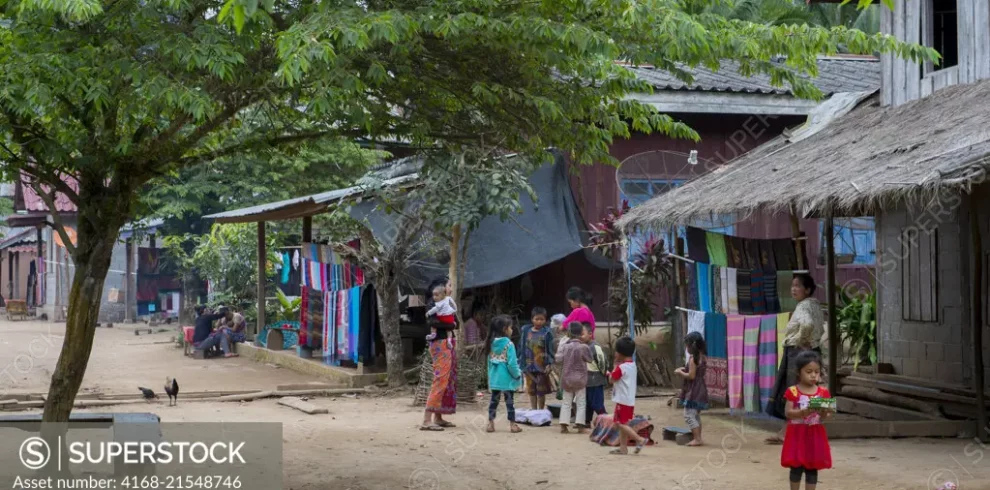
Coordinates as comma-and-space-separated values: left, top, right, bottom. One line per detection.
348, 153, 586, 290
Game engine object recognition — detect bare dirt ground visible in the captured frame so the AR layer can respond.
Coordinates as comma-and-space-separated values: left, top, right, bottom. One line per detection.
2, 319, 989, 490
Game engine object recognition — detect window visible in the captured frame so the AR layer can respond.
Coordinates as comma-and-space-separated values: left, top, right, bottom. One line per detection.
923, 0, 958, 74
819, 217, 876, 266
901, 227, 939, 323
620, 178, 735, 257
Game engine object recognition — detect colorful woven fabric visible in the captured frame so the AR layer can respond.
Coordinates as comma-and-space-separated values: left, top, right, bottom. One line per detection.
727, 315, 745, 409
751, 269, 767, 314
742, 316, 761, 412
744, 239, 761, 271
725, 236, 746, 268
687, 226, 710, 263
697, 263, 712, 312
737, 269, 752, 314
686, 310, 706, 360
720, 267, 730, 313
758, 240, 777, 272
706, 357, 728, 406
773, 238, 797, 271
704, 313, 728, 358
765, 269, 780, 313
425, 339, 458, 415
686, 263, 700, 310
711, 265, 723, 313
759, 315, 778, 413
706, 231, 728, 267
727, 268, 739, 314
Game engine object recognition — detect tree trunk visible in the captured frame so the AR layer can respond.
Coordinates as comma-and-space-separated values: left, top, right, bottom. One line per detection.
42, 215, 120, 422
448, 223, 463, 341
180, 272, 201, 325
377, 272, 404, 388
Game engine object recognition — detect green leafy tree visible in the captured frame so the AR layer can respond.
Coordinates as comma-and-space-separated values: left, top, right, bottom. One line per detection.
0, 0, 933, 421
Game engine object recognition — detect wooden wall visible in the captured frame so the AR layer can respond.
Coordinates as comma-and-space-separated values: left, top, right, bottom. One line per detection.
882, 0, 990, 106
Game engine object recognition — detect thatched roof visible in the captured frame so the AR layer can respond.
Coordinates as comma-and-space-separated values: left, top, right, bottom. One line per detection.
619, 78, 990, 231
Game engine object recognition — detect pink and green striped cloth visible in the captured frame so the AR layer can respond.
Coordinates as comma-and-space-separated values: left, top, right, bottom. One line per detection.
741, 316, 761, 412
727, 315, 745, 409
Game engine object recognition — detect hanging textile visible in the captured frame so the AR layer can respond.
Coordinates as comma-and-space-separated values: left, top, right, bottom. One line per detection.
744, 239, 761, 271
727, 315, 745, 409
751, 269, 767, 314
711, 265, 723, 314
758, 315, 778, 413
776, 312, 791, 360
742, 316, 761, 412
772, 238, 798, 271
706, 232, 728, 267
686, 227, 710, 263
358, 284, 380, 364
686, 310, 706, 360
686, 263, 700, 310
758, 240, 777, 272
777, 271, 797, 312
720, 267, 730, 313
281, 252, 291, 284
703, 312, 728, 406
725, 236, 746, 269
727, 268, 739, 314
350, 285, 361, 364
736, 269, 752, 314
697, 263, 712, 312
764, 269, 780, 314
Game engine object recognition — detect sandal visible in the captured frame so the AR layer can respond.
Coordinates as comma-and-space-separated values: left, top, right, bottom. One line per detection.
634, 440, 645, 454
764, 436, 783, 445
510, 424, 522, 433
419, 425, 444, 431
608, 449, 628, 455
436, 421, 456, 428
486, 422, 495, 433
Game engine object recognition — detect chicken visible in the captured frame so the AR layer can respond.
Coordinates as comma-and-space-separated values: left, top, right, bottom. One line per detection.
138, 387, 156, 401
164, 377, 179, 406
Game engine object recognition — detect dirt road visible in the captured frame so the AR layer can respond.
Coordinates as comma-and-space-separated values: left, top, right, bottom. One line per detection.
1, 320, 988, 490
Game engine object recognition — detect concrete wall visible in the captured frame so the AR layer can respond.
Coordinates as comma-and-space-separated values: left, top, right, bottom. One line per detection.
875, 194, 990, 388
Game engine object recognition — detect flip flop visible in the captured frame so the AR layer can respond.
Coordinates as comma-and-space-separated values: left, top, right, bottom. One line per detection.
510, 425, 522, 433
419, 425, 444, 431
436, 421, 456, 428
608, 449, 628, 456
764, 436, 783, 445
634, 441, 645, 454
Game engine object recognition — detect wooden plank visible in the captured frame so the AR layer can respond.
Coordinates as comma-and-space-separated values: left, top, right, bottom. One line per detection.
851, 373, 976, 397
836, 396, 943, 421
959, 0, 973, 83
277, 397, 329, 415
219, 391, 274, 402
891, 0, 907, 106
902, 229, 911, 321
904, 0, 922, 102
256, 221, 266, 338
838, 385, 942, 416
921, 0, 934, 75
842, 375, 989, 406
931, 228, 940, 321
919, 225, 934, 322
275, 383, 345, 392
976, 0, 990, 80
881, 5, 894, 106
826, 420, 974, 439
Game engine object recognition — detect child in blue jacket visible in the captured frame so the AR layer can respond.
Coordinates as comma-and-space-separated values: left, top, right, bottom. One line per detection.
487, 314, 523, 433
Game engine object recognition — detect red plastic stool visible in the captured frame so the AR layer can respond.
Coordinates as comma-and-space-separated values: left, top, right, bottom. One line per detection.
182, 326, 195, 356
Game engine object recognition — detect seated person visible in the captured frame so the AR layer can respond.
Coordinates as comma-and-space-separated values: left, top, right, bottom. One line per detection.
218, 309, 247, 345
193, 306, 237, 358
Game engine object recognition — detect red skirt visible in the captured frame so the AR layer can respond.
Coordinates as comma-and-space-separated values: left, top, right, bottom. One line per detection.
781, 423, 831, 470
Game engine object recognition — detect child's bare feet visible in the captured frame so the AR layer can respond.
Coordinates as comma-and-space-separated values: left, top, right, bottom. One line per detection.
576, 424, 588, 434
486, 421, 495, 433
634, 439, 646, 454
560, 424, 569, 434
686, 439, 704, 446
510, 423, 522, 433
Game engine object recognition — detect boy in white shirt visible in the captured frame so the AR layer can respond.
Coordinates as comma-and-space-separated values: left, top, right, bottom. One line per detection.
608, 336, 645, 455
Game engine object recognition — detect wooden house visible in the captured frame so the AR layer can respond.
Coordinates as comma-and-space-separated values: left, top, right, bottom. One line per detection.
620, 0, 989, 437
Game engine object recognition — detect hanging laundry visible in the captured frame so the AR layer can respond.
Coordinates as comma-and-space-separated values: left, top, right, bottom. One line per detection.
711, 265, 723, 314
758, 315, 778, 413
744, 239, 761, 271
742, 316, 761, 412
720, 267, 730, 313
686, 227, 710, 263
764, 269, 780, 314
727, 315, 745, 409
736, 269, 752, 314
706, 231, 728, 267
293, 250, 300, 269
727, 268, 739, 314
358, 284, 380, 364
686, 263, 700, 311
281, 251, 291, 284
697, 263, 712, 312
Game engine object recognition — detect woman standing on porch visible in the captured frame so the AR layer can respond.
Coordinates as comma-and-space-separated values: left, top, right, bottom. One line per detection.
421, 277, 458, 431
765, 274, 824, 444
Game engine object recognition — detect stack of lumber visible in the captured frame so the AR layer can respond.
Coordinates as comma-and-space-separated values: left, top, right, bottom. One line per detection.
836, 367, 986, 422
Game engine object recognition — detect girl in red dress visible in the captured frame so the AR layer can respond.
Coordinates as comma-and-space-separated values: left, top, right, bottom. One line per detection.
781, 351, 833, 490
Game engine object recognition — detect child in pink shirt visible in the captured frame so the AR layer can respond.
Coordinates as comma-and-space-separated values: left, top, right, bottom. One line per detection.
562, 287, 596, 336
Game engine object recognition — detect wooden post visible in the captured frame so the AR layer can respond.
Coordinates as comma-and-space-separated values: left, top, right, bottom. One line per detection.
302, 216, 312, 243
968, 196, 987, 442
824, 208, 839, 395
256, 221, 266, 338
789, 205, 806, 270
124, 238, 134, 323
35, 226, 43, 307
674, 237, 688, 369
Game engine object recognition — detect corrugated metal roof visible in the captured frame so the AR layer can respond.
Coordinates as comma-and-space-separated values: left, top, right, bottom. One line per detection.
627, 57, 880, 96
0, 228, 37, 250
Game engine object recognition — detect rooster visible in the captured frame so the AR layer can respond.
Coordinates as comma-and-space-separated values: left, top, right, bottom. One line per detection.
164, 377, 179, 406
